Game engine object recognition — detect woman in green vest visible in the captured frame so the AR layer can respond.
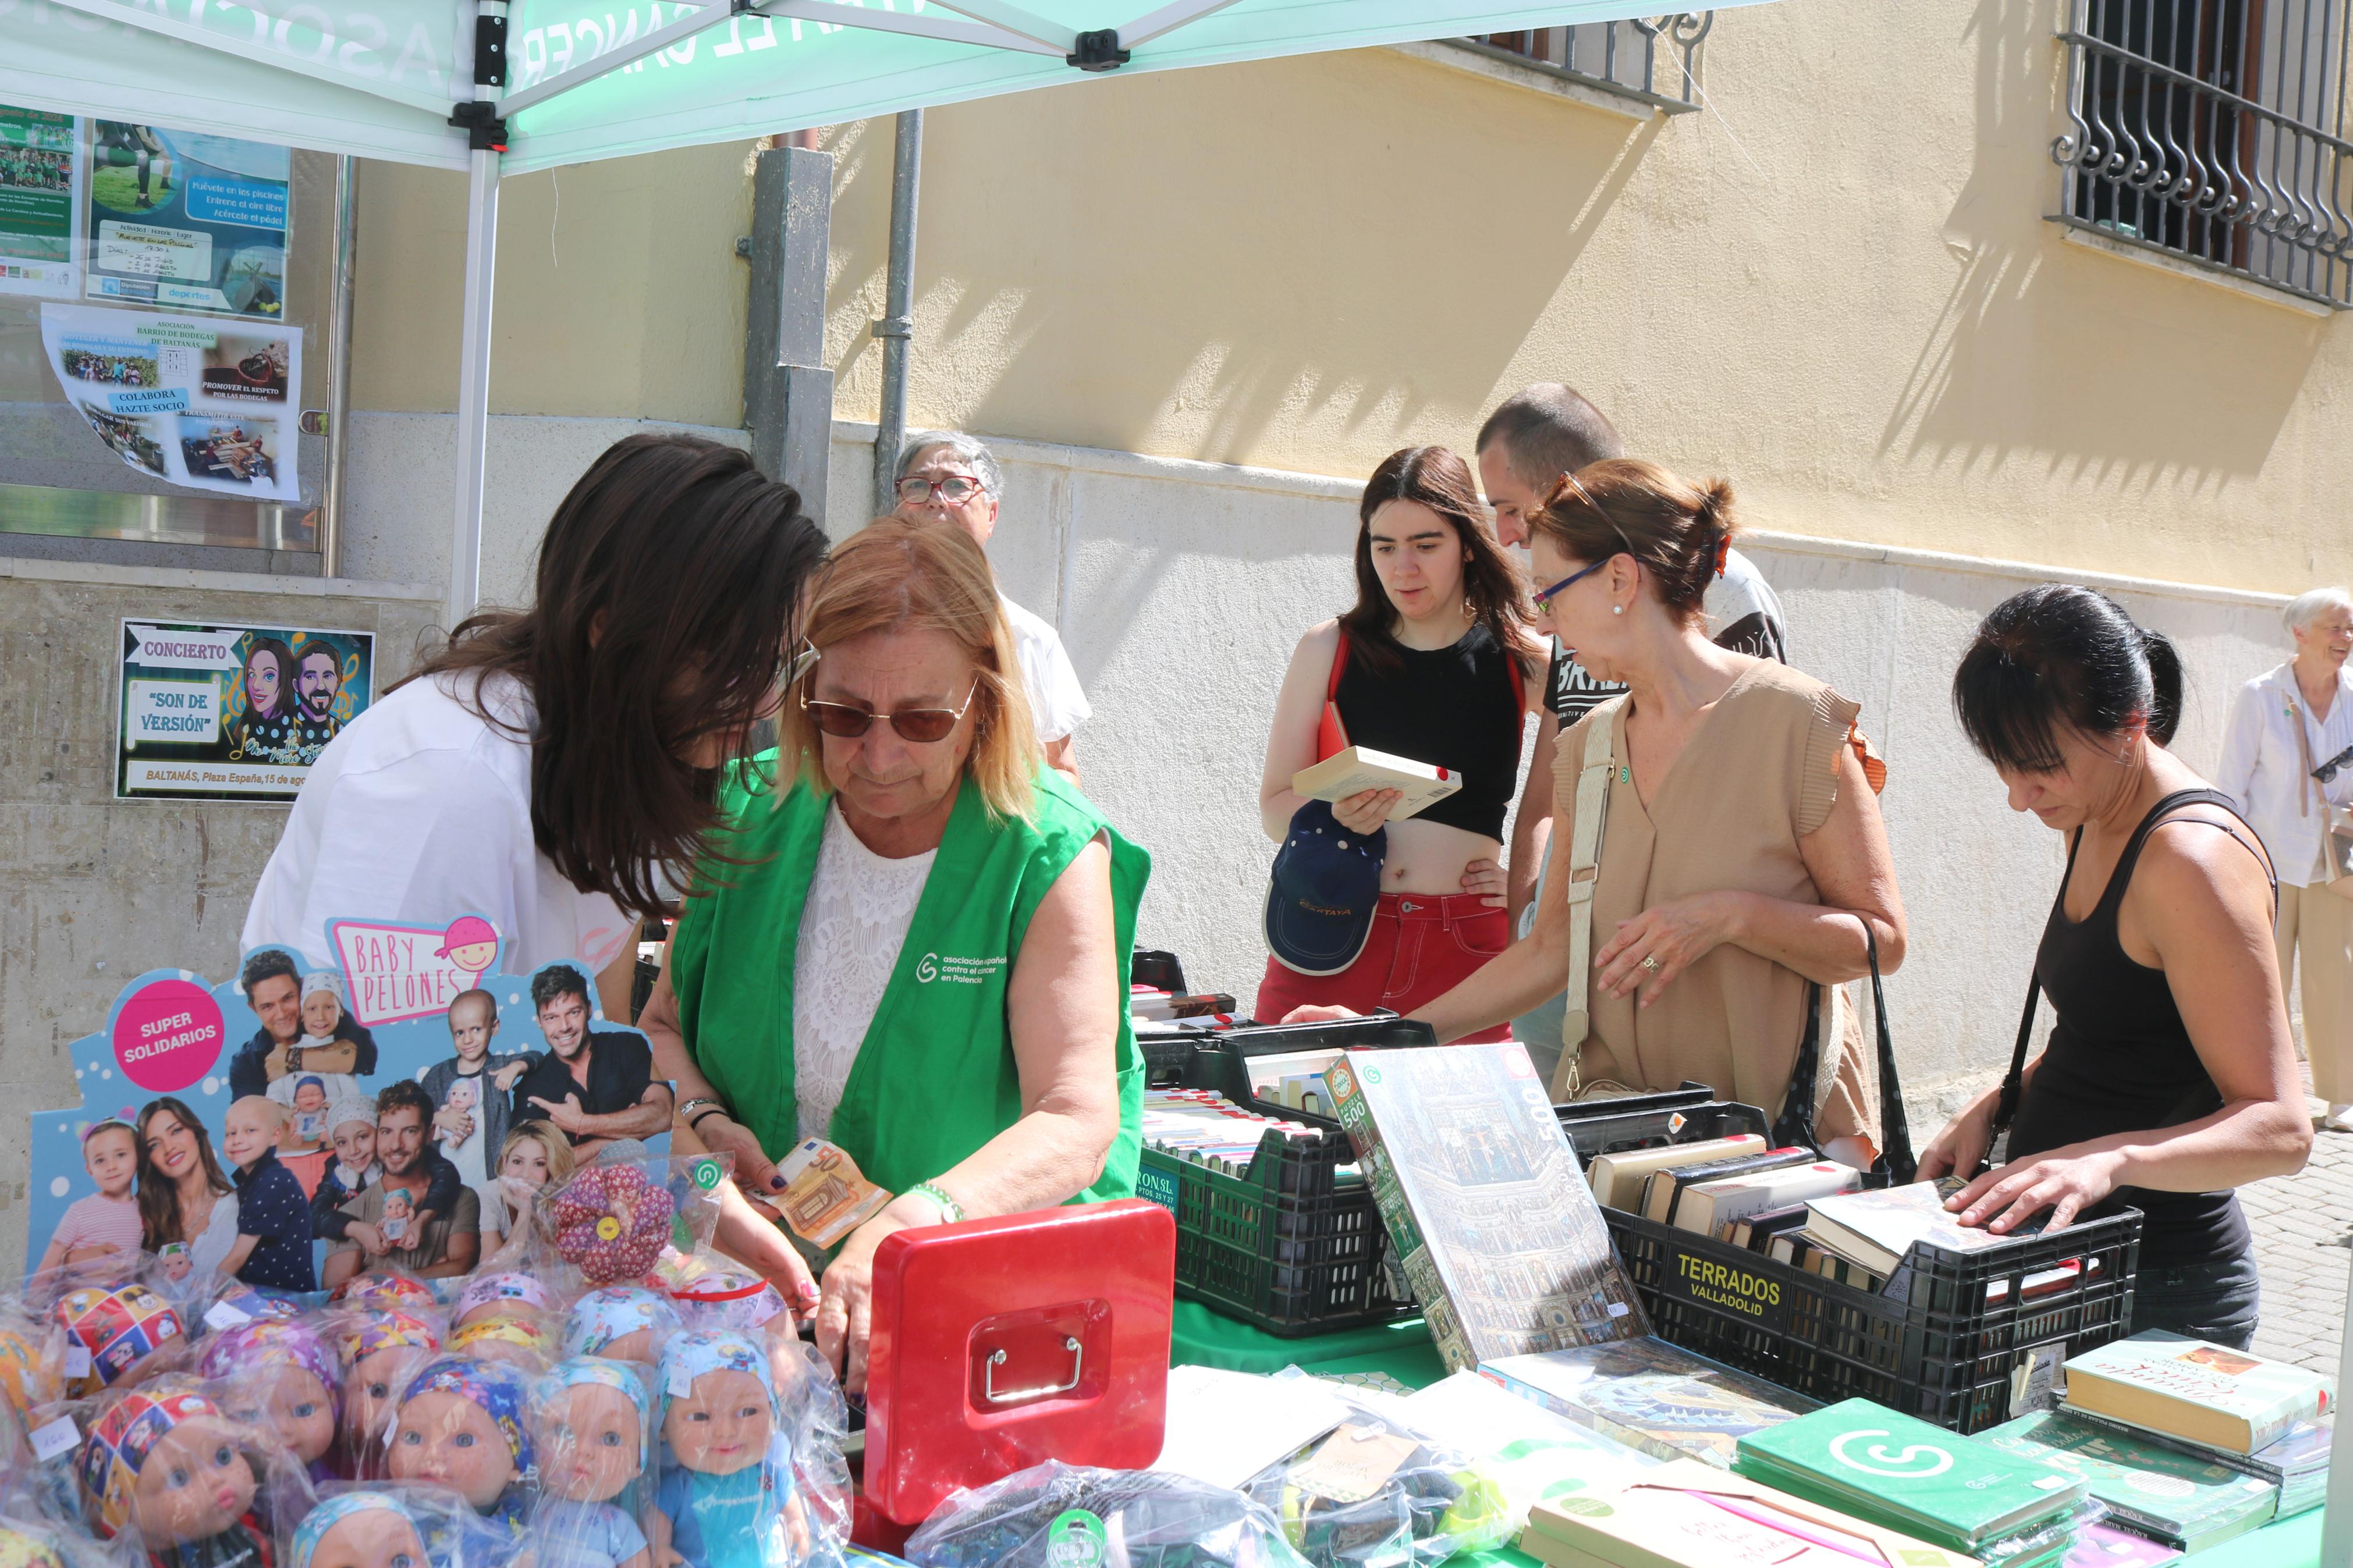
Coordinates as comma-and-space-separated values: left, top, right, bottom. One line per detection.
641, 517, 1149, 1392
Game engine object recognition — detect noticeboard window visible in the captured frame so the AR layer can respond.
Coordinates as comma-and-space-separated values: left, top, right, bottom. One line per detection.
0, 108, 333, 553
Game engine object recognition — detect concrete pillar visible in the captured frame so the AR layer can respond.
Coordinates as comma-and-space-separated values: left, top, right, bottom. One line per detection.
744, 144, 836, 528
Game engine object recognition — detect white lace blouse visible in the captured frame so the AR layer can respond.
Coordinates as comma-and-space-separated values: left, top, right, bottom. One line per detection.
792, 803, 938, 1139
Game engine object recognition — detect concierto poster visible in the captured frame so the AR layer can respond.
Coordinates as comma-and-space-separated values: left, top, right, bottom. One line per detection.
115, 619, 375, 801
26, 920, 669, 1284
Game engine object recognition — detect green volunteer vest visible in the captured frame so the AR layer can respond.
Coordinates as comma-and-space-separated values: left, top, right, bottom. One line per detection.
668, 759, 1148, 1203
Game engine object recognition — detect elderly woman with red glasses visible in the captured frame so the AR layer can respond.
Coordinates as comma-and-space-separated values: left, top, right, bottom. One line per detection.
641, 516, 1148, 1393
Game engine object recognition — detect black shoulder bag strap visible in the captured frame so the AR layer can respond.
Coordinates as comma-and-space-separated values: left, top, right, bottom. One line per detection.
1989, 829, 2085, 1165
1773, 921, 1917, 1186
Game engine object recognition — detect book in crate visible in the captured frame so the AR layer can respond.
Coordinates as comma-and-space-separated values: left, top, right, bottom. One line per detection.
1323, 1042, 1646, 1371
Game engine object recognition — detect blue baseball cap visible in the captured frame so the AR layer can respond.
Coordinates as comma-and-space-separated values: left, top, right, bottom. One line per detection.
1264, 801, 1385, 976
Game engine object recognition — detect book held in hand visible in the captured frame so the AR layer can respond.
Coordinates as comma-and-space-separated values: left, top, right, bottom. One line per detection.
1292, 745, 1461, 821
1981, 1409, 2277, 1552
2061, 1332, 2333, 1456
1325, 1043, 1647, 1371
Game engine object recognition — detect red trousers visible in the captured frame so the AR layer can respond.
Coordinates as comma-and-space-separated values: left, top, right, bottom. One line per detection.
1254, 891, 1513, 1041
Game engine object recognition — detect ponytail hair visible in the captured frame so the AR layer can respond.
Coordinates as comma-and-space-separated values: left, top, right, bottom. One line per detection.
1523, 458, 1736, 628
1953, 584, 2181, 772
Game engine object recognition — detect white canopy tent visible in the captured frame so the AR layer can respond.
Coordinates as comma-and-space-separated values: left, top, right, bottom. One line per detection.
5, 0, 1748, 617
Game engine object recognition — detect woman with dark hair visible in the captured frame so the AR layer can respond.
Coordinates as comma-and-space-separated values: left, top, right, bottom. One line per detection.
242, 433, 831, 1012
232, 637, 297, 761
1286, 461, 1903, 1165
1921, 585, 2311, 1346
1254, 446, 1546, 1036
137, 1097, 238, 1282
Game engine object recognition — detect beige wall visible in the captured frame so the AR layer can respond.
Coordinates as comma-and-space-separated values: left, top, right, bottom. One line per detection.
352, 0, 2350, 591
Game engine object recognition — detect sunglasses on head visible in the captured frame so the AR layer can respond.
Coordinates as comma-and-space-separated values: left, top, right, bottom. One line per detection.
1530, 471, 1641, 607
800, 678, 981, 744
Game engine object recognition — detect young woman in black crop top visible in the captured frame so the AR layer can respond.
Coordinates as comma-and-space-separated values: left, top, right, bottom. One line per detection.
1254, 446, 1545, 1037
1926, 585, 2313, 1347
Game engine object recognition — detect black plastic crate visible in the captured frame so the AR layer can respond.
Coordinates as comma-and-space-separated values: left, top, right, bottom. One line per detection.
1604, 1205, 2141, 1433
1553, 1085, 1771, 1164
1138, 1016, 1430, 1335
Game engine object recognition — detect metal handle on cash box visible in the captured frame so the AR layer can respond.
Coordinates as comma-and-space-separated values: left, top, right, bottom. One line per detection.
981, 1336, 1082, 1405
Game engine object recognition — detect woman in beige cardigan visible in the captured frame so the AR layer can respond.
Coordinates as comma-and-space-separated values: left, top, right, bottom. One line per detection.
1288, 460, 1905, 1165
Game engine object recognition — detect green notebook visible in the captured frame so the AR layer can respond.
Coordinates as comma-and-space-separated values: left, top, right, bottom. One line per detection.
1982, 1410, 2277, 1551
1734, 1399, 2087, 1551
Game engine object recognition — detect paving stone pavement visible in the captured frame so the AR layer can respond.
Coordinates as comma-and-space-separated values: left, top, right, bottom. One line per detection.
2242, 1094, 2353, 1375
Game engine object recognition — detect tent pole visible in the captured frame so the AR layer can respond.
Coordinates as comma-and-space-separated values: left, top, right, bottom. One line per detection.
869, 109, 922, 515
448, 144, 500, 628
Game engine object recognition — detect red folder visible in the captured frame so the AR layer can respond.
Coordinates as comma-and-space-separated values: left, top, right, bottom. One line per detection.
861, 1198, 1176, 1526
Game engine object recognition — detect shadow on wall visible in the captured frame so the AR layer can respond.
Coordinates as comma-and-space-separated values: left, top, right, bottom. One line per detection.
820, 50, 1665, 471
1880, 0, 2326, 489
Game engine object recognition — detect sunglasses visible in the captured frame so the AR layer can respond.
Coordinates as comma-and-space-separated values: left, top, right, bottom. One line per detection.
2315, 742, 2353, 784
1531, 471, 1641, 608
801, 678, 980, 744
896, 474, 986, 505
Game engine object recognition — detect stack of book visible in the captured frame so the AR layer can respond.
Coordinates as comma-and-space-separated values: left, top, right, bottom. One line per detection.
1519, 1459, 1979, 1567
1981, 1409, 2277, 1553
1788, 1178, 2058, 1297
1140, 1087, 1348, 1181
1735, 1400, 2093, 1566
2050, 1332, 2334, 1526
1481, 1336, 1815, 1467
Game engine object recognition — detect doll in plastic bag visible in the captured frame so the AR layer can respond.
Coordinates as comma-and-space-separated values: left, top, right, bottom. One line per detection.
903, 1463, 1312, 1568
77, 1376, 314, 1568
200, 1320, 340, 1481
651, 1332, 810, 1568
286, 1485, 519, 1568
384, 1359, 536, 1541
530, 1360, 652, 1568
0, 1510, 125, 1568
451, 1277, 560, 1336
561, 1290, 679, 1365
54, 1276, 189, 1396
332, 1310, 444, 1480
446, 1318, 556, 1373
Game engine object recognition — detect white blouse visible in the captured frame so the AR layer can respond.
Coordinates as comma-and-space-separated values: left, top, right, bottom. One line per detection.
792, 804, 938, 1139
2217, 663, 2353, 887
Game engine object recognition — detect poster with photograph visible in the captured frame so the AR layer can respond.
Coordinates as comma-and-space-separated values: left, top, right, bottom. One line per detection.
0, 102, 80, 299
41, 303, 303, 502
84, 123, 288, 319
23, 923, 670, 1288
115, 620, 375, 801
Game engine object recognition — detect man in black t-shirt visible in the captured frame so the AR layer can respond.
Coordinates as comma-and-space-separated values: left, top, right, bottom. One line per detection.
1475, 384, 1793, 1072
507, 963, 672, 1157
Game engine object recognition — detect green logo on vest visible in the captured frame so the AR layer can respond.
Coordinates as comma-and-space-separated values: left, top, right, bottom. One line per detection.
914, 951, 1010, 986
1046, 1509, 1108, 1568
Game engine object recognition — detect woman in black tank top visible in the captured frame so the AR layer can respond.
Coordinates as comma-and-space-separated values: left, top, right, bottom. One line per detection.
1928, 586, 2312, 1347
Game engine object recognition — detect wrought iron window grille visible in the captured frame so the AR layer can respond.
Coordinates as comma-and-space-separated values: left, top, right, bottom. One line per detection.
1458, 15, 1714, 115
2053, 0, 2353, 308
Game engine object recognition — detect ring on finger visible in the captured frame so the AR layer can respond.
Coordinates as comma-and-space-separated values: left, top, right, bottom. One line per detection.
1639, 954, 1663, 974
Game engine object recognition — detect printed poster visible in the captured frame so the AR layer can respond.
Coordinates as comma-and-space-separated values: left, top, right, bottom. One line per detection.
0, 102, 80, 300
23, 925, 669, 1284
115, 620, 375, 801
85, 123, 288, 319
42, 303, 303, 503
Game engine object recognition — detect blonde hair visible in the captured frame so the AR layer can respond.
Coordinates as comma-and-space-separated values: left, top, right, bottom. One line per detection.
498, 1122, 574, 1186
773, 517, 1041, 821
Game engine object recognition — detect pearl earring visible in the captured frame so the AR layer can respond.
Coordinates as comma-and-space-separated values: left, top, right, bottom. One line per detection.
1612, 605, 1623, 616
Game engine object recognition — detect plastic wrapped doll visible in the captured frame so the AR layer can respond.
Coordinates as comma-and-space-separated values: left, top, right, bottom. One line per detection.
0, 1309, 62, 1428
385, 1357, 535, 1539
331, 1274, 438, 1315
531, 1360, 654, 1568
78, 1379, 294, 1568
332, 1311, 442, 1479
446, 1317, 555, 1372
54, 1279, 187, 1395
286, 1494, 427, 1568
562, 1290, 679, 1365
659, 1266, 786, 1339
200, 1321, 340, 1482
451, 1276, 558, 1335
653, 1332, 804, 1568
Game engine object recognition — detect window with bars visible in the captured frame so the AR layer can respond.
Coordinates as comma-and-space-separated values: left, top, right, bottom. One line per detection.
1459, 15, 1714, 113
2054, 0, 2353, 307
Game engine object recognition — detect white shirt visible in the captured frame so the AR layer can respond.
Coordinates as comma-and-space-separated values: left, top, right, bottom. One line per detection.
2217, 662, 2353, 887
242, 673, 635, 976
1705, 549, 1786, 644
791, 803, 937, 1139
1000, 593, 1091, 745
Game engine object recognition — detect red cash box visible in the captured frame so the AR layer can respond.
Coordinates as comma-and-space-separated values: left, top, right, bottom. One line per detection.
861, 1198, 1176, 1526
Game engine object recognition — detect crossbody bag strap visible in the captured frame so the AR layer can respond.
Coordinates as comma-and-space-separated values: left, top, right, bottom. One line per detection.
1990, 828, 2082, 1141
1551, 695, 1626, 1100
2290, 692, 2333, 831
1861, 924, 1917, 1184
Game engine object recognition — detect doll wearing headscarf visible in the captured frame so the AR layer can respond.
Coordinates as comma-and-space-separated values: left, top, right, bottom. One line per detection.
385, 1357, 534, 1539
288, 1494, 425, 1568
333, 1310, 442, 1479
79, 1381, 273, 1568
200, 1321, 339, 1482
653, 1333, 798, 1568
532, 1360, 653, 1568
563, 1289, 680, 1366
